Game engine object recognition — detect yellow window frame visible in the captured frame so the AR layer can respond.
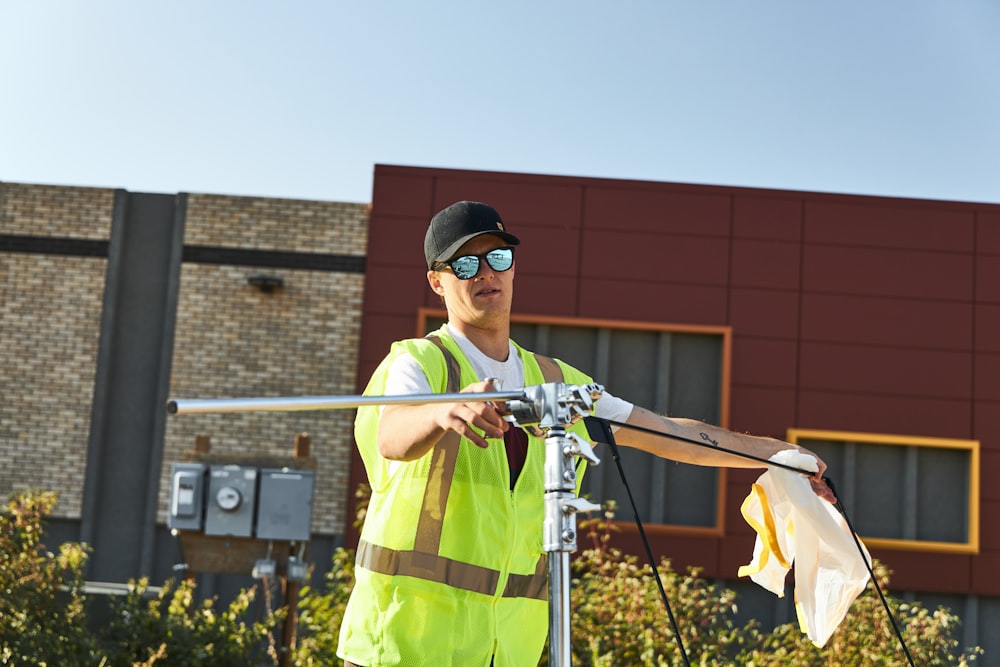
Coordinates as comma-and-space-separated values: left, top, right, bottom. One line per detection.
787, 428, 980, 554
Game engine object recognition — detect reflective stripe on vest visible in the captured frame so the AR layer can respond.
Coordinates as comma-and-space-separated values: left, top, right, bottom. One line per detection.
354, 334, 564, 600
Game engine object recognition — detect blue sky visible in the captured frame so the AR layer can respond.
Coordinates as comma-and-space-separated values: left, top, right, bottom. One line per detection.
2, 1, 999, 205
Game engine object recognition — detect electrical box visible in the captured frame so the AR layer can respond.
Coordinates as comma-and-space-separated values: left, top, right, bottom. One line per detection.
168, 462, 207, 532
255, 468, 315, 542
204, 465, 258, 538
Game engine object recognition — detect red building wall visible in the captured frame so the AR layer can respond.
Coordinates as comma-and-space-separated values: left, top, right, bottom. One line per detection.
356, 163, 1000, 596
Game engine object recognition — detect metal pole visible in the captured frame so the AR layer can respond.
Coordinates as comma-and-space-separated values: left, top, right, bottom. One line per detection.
534, 385, 602, 667
167, 390, 526, 415
544, 425, 572, 667
548, 551, 572, 666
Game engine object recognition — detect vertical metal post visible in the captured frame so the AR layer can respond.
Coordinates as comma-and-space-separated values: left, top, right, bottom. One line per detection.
533, 386, 601, 667
548, 551, 572, 666
544, 425, 574, 667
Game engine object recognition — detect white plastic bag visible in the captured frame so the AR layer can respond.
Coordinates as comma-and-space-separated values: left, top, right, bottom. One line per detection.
738, 449, 871, 647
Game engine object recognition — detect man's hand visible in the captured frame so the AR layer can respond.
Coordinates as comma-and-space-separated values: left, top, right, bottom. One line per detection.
802, 452, 838, 504
791, 446, 838, 504
429, 379, 509, 449
378, 379, 509, 460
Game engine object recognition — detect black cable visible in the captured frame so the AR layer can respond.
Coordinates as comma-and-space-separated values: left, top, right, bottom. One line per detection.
584, 417, 692, 667
823, 477, 916, 667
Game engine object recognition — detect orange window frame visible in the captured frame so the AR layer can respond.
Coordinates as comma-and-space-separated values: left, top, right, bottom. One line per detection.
418, 307, 734, 536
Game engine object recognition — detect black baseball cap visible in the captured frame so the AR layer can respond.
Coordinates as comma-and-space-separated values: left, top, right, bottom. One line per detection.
424, 201, 520, 269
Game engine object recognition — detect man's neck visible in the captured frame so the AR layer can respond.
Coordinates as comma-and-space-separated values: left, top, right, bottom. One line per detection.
448, 320, 510, 361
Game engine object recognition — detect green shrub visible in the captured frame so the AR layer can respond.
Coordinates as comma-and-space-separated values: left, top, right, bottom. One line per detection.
0, 490, 98, 666
1, 490, 984, 666
1, 490, 278, 666
292, 547, 355, 666
290, 483, 364, 665
735, 559, 983, 666
550, 505, 982, 666
547, 504, 751, 666
291, 500, 982, 666
98, 578, 278, 667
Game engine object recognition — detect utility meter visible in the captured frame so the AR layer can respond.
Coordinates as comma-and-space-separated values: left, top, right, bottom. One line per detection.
204, 465, 258, 537
215, 485, 243, 511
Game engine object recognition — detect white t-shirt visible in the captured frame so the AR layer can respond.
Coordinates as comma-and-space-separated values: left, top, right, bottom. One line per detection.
384, 324, 634, 423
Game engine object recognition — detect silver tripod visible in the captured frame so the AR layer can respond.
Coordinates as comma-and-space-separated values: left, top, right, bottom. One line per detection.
168, 381, 603, 667
504, 383, 602, 666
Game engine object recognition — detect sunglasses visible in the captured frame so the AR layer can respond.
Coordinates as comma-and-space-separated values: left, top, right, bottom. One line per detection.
433, 247, 515, 280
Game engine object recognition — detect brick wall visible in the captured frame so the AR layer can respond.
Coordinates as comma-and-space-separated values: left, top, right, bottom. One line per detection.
1, 183, 369, 537
0, 183, 115, 517
161, 194, 369, 535
182, 193, 367, 253
1, 182, 113, 239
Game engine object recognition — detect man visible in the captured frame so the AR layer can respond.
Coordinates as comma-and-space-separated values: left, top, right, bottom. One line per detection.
338, 200, 833, 667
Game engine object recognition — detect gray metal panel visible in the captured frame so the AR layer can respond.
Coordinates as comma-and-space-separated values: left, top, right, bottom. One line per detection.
646, 333, 672, 523
431, 317, 725, 528
801, 438, 970, 545
666, 334, 723, 425
547, 324, 723, 528
606, 329, 661, 406
256, 468, 316, 541
141, 193, 186, 576
977, 596, 1000, 662
916, 447, 970, 542
854, 444, 908, 538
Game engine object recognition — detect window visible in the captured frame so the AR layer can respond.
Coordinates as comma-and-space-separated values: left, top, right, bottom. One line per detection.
787, 429, 980, 554
420, 309, 731, 533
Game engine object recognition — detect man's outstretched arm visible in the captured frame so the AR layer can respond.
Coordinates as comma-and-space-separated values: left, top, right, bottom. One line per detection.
616, 406, 836, 503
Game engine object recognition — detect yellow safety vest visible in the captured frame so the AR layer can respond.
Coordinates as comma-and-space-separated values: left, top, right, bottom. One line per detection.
338, 327, 593, 667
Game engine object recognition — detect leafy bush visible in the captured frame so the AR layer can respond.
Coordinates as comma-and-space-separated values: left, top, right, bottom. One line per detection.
549, 505, 750, 665
549, 505, 982, 666
98, 578, 278, 667
0, 490, 984, 665
735, 559, 983, 666
1, 490, 277, 666
291, 500, 982, 666
0, 491, 97, 666
291, 483, 363, 666
292, 547, 355, 667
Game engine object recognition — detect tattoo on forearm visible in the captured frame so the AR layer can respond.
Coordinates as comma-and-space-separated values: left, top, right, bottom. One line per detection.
700, 432, 719, 447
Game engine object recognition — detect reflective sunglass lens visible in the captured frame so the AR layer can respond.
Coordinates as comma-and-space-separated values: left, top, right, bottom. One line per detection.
485, 248, 514, 272
451, 256, 480, 279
